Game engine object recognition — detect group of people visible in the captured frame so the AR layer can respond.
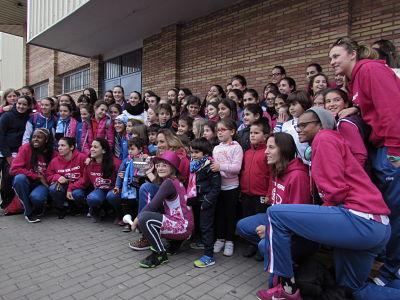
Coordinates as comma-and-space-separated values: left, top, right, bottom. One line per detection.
1, 36, 400, 300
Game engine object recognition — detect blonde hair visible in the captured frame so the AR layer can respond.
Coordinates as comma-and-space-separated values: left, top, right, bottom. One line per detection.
131, 124, 148, 144
157, 128, 185, 151
193, 119, 207, 139
331, 37, 378, 60
1, 88, 19, 106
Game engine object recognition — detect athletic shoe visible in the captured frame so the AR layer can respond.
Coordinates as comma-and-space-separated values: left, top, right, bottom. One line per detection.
190, 241, 205, 250
256, 284, 302, 300
223, 241, 234, 256
129, 236, 150, 251
139, 251, 168, 268
242, 244, 257, 257
213, 239, 225, 253
194, 255, 215, 268
25, 215, 41, 223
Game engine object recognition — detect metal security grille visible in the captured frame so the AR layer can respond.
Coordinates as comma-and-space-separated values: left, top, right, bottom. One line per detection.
62, 68, 90, 93
33, 81, 49, 99
104, 49, 142, 80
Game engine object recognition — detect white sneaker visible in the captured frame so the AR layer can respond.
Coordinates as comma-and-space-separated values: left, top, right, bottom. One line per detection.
223, 241, 234, 256
213, 239, 225, 253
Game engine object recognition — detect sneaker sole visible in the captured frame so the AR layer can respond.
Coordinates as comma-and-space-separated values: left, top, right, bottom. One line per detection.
138, 259, 169, 268
223, 252, 233, 257
25, 216, 41, 223
129, 244, 150, 251
194, 261, 215, 268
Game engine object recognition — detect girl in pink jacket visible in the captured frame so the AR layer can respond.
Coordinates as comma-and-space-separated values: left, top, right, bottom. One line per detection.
211, 118, 243, 257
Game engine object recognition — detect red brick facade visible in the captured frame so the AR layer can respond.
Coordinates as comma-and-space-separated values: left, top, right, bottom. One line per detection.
26, 0, 400, 100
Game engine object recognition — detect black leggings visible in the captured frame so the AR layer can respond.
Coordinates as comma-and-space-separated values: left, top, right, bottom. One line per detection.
215, 188, 239, 241
0, 157, 14, 208
138, 211, 165, 253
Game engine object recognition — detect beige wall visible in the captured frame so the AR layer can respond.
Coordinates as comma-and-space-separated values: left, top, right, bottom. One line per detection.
0, 32, 24, 91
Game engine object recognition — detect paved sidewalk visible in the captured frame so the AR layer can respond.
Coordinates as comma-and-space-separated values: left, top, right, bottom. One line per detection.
0, 214, 266, 300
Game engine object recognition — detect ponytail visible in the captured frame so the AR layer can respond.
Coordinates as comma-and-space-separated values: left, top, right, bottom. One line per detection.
331, 37, 378, 61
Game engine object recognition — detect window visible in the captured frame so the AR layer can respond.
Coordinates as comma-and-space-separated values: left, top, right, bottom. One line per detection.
62, 68, 90, 93
33, 81, 49, 99
104, 49, 142, 80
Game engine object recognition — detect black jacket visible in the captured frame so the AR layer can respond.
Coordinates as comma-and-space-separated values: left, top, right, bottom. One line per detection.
195, 162, 221, 209
0, 106, 30, 157
237, 126, 251, 152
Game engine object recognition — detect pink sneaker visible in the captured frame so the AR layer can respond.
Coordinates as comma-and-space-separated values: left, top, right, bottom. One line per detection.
256, 284, 302, 300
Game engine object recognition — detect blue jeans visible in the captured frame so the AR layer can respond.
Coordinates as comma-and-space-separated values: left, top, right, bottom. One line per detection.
370, 147, 400, 284
13, 174, 48, 216
72, 188, 108, 208
49, 183, 67, 208
138, 182, 159, 212
267, 204, 393, 299
237, 213, 318, 271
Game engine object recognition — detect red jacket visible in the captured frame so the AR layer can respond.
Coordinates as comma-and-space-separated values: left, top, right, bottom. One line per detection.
240, 143, 270, 196
348, 59, 400, 156
311, 130, 390, 215
81, 115, 114, 154
268, 158, 311, 205
46, 150, 87, 185
67, 159, 120, 192
175, 148, 190, 185
9, 143, 51, 181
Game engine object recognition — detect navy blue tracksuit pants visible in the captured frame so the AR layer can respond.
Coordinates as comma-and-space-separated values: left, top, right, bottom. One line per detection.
370, 147, 400, 285
266, 204, 400, 299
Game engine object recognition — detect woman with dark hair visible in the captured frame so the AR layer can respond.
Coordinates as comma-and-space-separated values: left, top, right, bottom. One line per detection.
278, 77, 296, 95
308, 73, 329, 97
167, 88, 179, 103
0, 95, 32, 208
323, 88, 368, 167
231, 74, 247, 91
262, 108, 397, 300
208, 85, 226, 100
57, 94, 80, 121
228, 89, 244, 121
123, 91, 146, 123
237, 132, 315, 295
113, 85, 126, 109
77, 95, 91, 108
47, 137, 87, 218
218, 98, 238, 121
372, 39, 400, 69
264, 89, 279, 129
329, 37, 400, 289
83, 87, 98, 105
178, 88, 192, 108
103, 90, 115, 106
22, 97, 57, 144
10, 128, 54, 222
67, 138, 119, 222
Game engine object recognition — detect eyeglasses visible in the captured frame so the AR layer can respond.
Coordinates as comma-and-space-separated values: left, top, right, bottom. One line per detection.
294, 120, 320, 131
269, 73, 282, 78
217, 128, 229, 132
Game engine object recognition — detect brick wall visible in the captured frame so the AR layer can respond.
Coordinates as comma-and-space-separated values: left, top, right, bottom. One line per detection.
350, 0, 400, 46
142, 24, 180, 94
143, 0, 400, 99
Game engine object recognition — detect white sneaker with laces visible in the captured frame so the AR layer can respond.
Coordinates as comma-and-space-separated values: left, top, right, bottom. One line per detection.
213, 239, 225, 253
223, 241, 234, 256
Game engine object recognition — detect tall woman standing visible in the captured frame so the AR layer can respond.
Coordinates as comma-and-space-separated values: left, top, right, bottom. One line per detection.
0, 95, 32, 208
329, 37, 400, 288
